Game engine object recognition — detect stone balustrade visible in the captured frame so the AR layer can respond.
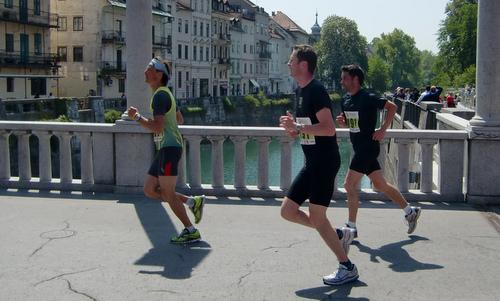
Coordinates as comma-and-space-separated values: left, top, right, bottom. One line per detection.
0, 121, 468, 201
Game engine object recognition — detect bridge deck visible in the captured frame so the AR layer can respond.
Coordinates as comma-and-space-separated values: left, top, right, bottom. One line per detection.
1, 191, 499, 301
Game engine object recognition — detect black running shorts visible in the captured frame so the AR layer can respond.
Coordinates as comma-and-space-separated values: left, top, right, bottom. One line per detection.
148, 147, 182, 177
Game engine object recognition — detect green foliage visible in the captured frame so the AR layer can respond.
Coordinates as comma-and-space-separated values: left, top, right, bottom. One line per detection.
367, 56, 390, 93
371, 28, 421, 88
316, 15, 368, 90
453, 64, 476, 87
418, 50, 438, 86
54, 115, 71, 122
329, 93, 342, 102
54, 98, 70, 116
223, 96, 235, 112
271, 98, 291, 106
256, 91, 271, 106
184, 106, 204, 114
104, 109, 122, 123
244, 94, 260, 107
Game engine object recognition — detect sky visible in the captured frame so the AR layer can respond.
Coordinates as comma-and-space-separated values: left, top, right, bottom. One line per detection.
256, 0, 450, 53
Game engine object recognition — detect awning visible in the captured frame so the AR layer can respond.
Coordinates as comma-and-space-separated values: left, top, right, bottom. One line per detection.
108, 0, 173, 18
0, 74, 64, 78
250, 79, 260, 88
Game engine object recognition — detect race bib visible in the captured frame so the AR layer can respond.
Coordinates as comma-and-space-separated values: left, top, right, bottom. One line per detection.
344, 111, 360, 133
296, 117, 315, 145
153, 132, 164, 150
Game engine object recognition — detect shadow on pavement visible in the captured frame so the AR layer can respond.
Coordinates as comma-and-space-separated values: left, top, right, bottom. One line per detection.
353, 235, 443, 273
124, 199, 211, 279
295, 280, 369, 300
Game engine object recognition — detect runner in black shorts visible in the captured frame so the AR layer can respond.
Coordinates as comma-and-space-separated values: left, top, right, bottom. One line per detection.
336, 64, 421, 238
127, 57, 205, 244
279, 45, 358, 286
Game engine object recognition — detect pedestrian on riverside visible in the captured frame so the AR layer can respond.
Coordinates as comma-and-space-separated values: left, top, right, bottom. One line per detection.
336, 64, 421, 239
279, 45, 358, 286
127, 57, 205, 244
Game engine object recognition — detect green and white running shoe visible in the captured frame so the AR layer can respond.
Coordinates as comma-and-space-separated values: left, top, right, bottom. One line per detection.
190, 195, 205, 224
170, 228, 201, 244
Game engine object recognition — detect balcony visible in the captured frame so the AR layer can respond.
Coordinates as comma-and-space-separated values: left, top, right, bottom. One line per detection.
218, 57, 231, 65
101, 31, 126, 44
0, 6, 58, 28
100, 61, 126, 75
0, 51, 59, 68
258, 51, 271, 59
152, 35, 172, 51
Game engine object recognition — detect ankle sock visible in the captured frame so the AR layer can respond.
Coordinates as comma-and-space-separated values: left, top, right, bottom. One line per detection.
403, 205, 413, 216
186, 197, 195, 208
340, 260, 354, 271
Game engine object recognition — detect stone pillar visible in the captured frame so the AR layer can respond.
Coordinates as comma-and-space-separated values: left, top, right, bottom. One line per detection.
419, 138, 438, 193
467, 0, 500, 204
185, 135, 202, 188
278, 136, 294, 191
208, 135, 225, 189
90, 96, 104, 123
33, 131, 52, 183
77, 132, 94, 185
256, 137, 271, 190
125, 0, 152, 118
55, 132, 73, 185
230, 136, 248, 189
395, 138, 411, 193
16, 131, 31, 182
0, 131, 10, 180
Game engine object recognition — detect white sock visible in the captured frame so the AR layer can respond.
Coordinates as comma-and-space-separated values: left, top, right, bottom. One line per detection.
347, 221, 357, 228
186, 225, 196, 233
403, 205, 413, 215
186, 197, 195, 208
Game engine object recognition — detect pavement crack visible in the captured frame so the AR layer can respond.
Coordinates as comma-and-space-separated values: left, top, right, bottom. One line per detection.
34, 267, 98, 287
261, 240, 307, 252
63, 278, 97, 301
30, 221, 77, 257
150, 289, 179, 294
237, 271, 252, 286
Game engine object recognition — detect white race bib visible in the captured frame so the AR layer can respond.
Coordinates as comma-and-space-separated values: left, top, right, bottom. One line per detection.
153, 132, 164, 149
296, 117, 315, 145
344, 111, 360, 133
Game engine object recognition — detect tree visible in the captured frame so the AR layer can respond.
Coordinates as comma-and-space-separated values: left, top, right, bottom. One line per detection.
419, 50, 438, 86
316, 15, 368, 91
436, 0, 478, 86
367, 56, 390, 93
371, 29, 421, 88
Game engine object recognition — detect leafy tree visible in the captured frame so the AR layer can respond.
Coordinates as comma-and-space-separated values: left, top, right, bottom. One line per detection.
371, 29, 421, 88
367, 56, 390, 93
316, 15, 368, 91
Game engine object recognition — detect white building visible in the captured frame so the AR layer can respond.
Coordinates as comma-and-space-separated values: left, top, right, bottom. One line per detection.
189, 0, 212, 98
0, 0, 60, 99
211, 0, 231, 97
172, 0, 193, 99
51, 0, 173, 98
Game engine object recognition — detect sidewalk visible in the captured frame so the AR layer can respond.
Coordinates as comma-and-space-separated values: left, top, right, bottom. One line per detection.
0, 191, 499, 301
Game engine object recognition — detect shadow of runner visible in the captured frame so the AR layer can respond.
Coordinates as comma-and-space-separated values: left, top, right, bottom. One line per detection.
295, 280, 369, 301
129, 199, 211, 279
353, 235, 443, 272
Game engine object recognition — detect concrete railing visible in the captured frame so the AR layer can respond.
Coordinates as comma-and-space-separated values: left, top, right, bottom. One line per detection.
0, 121, 468, 201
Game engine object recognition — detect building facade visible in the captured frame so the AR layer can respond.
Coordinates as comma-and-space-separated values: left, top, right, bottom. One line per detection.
0, 0, 59, 99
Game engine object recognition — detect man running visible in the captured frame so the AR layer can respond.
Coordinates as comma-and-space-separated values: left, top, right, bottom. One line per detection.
336, 64, 421, 238
127, 57, 205, 244
279, 45, 358, 286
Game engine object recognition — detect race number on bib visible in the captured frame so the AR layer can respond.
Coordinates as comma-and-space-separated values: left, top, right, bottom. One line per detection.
296, 117, 315, 145
344, 111, 360, 133
153, 132, 164, 150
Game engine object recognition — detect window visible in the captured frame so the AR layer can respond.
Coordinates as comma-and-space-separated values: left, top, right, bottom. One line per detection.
250, 45, 253, 54
4, 0, 13, 8
57, 46, 67, 61
34, 0, 41, 15
185, 20, 189, 34
193, 46, 197, 61
206, 23, 209, 37
200, 46, 203, 61
58, 17, 67, 31
184, 45, 188, 59
73, 46, 83, 62
119, 78, 125, 93
5, 34, 14, 52
34, 33, 42, 55
244, 63, 247, 74
194, 21, 197, 36
206, 47, 209, 61
186, 72, 189, 82
31, 78, 46, 96
243, 44, 246, 53
178, 71, 182, 88
178, 18, 182, 33
73, 16, 83, 31
6, 78, 14, 93
178, 44, 182, 59
213, 68, 216, 79
250, 64, 252, 74
200, 22, 203, 37
213, 21, 217, 35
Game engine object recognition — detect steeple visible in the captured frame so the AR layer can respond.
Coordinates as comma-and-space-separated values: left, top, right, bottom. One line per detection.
311, 11, 321, 41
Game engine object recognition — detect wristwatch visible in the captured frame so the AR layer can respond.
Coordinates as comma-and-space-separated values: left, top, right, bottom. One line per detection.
295, 123, 304, 133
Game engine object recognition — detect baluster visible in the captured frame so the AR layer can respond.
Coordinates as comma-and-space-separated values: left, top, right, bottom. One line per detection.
176, 140, 188, 188
0, 131, 11, 180
278, 136, 294, 191
55, 132, 73, 184
395, 138, 412, 193
15, 131, 31, 182
419, 138, 438, 193
256, 137, 271, 190
32, 131, 52, 183
378, 139, 389, 175
208, 135, 225, 189
77, 132, 94, 185
230, 136, 248, 189
184, 135, 202, 188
